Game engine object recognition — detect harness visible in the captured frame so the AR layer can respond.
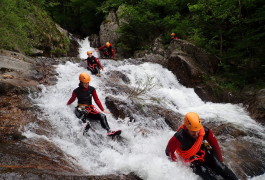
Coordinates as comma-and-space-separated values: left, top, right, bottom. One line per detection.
77, 104, 100, 114
175, 124, 206, 163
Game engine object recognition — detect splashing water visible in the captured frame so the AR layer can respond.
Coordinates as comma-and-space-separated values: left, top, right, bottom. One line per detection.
24, 38, 265, 180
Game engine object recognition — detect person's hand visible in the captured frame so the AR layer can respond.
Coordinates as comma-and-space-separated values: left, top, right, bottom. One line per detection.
95, 49, 99, 52
103, 110, 110, 114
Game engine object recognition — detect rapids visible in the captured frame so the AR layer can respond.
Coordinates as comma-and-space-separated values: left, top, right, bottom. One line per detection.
24, 37, 265, 180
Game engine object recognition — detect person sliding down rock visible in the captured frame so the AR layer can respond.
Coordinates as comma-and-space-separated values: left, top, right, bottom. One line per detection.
165, 112, 238, 180
85, 51, 103, 77
67, 72, 117, 136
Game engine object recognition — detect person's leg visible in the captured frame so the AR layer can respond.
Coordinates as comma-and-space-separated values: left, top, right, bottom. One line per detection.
191, 161, 217, 180
75, 107, 91, 134
94, 66, 101, 76
74, 107, 86, 123
87, 113, 111, 132
204, 151, 238, 180
87, 66, 97, 75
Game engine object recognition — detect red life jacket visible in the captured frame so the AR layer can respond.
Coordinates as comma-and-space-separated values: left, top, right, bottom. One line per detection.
175, 124, 206, 162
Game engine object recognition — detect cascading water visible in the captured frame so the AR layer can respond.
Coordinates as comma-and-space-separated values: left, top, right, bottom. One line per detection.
24, 38, 265, 180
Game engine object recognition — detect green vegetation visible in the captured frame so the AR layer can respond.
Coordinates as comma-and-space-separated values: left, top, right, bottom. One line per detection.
0, 0, 264, 91
98, 0, 265, 91
0, 0, 70, 56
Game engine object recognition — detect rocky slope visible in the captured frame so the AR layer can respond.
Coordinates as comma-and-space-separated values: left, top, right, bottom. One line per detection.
0, 50, 141, 180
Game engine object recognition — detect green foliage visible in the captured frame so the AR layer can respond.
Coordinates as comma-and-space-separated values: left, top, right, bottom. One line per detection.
0, 0, 70, 56
0, 0, 29, 52
98, 0, 264, 88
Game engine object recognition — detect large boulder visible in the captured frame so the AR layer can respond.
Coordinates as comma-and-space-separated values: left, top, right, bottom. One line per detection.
105, 96, 182, 130
99, 11, 120, 46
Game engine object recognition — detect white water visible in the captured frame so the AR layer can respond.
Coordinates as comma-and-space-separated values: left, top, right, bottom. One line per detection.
24, 38, 265, 180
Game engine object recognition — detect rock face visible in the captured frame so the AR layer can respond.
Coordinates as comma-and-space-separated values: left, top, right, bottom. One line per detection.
99, 11, 120, 46
246, 89, 265, 125
133, 37, 224, 103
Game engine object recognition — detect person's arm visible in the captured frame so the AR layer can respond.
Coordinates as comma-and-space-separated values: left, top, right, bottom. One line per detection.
165, 135, 181, 162
98, 45, 105, 51
92, 89, 104, 111
94, 57, 103, 70
67, 91, 77, 105
206, 129, 223, 162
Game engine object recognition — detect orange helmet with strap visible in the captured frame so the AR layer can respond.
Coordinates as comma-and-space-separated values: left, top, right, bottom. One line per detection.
87, 51, 92, 55
171, 33, 175, 36
79, 72, 91, 83
106, 42, 111, 47
184, 112, 203, 131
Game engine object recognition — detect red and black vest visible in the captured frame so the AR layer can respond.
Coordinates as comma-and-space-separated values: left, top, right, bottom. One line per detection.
86, 56, 98, 65
174, 126, 210, 151
74, 86, 95, 105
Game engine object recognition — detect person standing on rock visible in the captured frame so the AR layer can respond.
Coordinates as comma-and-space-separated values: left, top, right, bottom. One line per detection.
96, 42, 115, 59
67, 72, 118, 136
85, 51, 103, 77
165, 112, 238, 180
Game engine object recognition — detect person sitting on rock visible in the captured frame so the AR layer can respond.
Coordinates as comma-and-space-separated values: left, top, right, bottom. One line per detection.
85, 51, 103, 77
96, 42, 115, 59
165, 112, 238, 180
67, 72, 114, 135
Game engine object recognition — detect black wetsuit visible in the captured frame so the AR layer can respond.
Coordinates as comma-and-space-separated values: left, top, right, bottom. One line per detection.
67, 84, 110, 132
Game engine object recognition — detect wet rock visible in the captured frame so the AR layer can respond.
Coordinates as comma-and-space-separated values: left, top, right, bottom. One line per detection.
106, 71, 130, 84
137, 53, 167, 67
68, 35, 80, 57
246, 89, 265, 125
105, 95, 182, 130
0, 172, 142, 180
89, 34, 100, 48
105, 96, 131, 120
0, 82, 16, 95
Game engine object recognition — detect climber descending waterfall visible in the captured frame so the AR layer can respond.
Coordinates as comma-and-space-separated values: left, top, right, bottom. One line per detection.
67, 72, 121, 137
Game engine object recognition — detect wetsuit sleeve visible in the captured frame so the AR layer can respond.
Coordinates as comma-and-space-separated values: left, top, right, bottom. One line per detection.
98, 45, 105, 51
92, 89, 104, 111
95, 57, 103, 70
165, 136, 181, 162
110, 47, 115, 58
67, 91, 77, 105
206, 129, 223, 162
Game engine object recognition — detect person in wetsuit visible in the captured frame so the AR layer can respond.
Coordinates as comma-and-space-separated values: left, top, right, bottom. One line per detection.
67, 72, 113, 134
171, 32, 179, 40
97, 42, 115, 59
85, 51, 103, 76
165, 112, 238, 180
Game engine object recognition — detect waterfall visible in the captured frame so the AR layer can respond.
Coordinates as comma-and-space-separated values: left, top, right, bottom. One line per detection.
24, 37, 265, 180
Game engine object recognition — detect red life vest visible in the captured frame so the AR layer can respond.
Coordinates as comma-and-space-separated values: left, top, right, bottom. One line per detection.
175, 124, 206, 162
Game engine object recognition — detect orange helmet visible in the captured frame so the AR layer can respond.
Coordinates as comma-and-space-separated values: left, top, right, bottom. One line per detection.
87, 51, 92, 55
171, 33, 175, 36
79, 72, 91, 83
184, 112, 203, 131
106, 42, 111, 47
